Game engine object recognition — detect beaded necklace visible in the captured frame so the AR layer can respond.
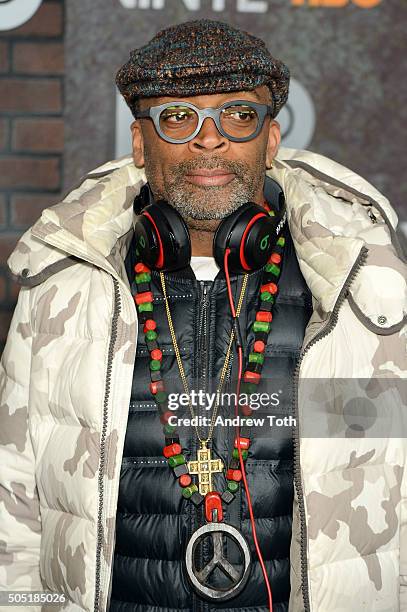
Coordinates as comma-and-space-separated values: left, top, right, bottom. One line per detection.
132, 233, 286, 515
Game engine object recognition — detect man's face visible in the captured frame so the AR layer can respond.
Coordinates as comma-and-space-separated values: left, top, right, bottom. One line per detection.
130, 85, 281, 224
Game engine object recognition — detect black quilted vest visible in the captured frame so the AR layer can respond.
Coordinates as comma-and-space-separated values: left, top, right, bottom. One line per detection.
109, 218, 312, 612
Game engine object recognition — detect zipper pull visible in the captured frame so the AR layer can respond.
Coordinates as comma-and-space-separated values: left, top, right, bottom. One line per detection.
200, 281, 209, 305
367, 208, 378, 224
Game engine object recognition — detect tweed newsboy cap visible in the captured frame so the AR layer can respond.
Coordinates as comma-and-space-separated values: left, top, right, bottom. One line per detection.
115, 19, 290, 119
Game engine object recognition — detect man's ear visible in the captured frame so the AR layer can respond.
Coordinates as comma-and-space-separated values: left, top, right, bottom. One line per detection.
131, 120, 145, 168
265, 120, 281, 169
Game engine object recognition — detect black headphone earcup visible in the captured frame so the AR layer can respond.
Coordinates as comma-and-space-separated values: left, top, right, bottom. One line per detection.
213, 202, 283, 274
133, 200, 191, 271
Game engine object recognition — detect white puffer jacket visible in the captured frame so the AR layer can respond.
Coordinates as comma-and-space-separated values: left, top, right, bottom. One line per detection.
0, 147, 406, 611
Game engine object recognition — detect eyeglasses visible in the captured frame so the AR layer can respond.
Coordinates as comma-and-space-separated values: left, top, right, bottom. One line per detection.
134, 99, 274, 144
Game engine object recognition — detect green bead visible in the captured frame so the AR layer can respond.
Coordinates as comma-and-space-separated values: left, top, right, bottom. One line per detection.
277, 236, 285, 247
168, 454, 186, 468
150, 359, 161, 371
265, 263, 280, 276
135, 272, 151, 283
253, 321, 270, 333
163, 423, 176, 435
249, 352, 265, 364
260, 291, 274, 303
155, 391, 167, 404
145, 330, 157, 341
227, 480, 239, 493
138, 302, 153, 313
182, 484, 198, 498
232, 448, 248, 461
268, 210, 276, 217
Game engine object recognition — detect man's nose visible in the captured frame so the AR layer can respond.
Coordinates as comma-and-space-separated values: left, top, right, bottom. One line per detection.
188, 117, 229, 151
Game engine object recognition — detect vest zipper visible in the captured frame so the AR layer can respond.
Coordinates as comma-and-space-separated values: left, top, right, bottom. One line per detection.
198, 281, 210, 389
94, 276, 122, 612
194, 281, 211, 612
292, 245, 368, 611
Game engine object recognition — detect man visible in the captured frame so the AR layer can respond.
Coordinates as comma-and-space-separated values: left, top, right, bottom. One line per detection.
0, 18, 406, 612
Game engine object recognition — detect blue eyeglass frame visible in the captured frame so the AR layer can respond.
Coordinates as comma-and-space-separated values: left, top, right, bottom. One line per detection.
134, 99, 274, 144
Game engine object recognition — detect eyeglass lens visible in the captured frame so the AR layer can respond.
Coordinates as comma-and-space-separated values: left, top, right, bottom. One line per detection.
158, 104, 260, 140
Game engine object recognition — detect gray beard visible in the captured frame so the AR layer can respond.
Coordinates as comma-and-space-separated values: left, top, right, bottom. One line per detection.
162, 155, 261, 220
166, 182, 254, 220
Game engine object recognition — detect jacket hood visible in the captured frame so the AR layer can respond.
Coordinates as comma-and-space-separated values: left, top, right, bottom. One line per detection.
7, 147, 407, 332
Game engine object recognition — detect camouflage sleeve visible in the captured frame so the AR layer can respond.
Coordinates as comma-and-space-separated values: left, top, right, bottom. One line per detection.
0, 287, 43, 592
401, 456, 407, 609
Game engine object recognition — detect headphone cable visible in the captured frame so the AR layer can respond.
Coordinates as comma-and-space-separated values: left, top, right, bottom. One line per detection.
223, 248, 273, 612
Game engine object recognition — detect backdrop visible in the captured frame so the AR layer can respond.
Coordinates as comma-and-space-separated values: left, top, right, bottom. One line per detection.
65, 0, 406, 236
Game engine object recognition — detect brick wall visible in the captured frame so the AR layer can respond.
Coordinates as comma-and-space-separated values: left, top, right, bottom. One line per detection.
0, 0, 64, 352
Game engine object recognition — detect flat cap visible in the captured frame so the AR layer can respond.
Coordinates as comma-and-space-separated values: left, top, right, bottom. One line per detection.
116, 19, 289, 119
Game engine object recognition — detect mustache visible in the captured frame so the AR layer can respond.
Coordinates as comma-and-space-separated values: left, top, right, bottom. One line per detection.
168, 156, 249, 180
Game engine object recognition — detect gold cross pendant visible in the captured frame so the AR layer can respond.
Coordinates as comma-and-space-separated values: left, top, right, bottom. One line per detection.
187, 441, 224, 495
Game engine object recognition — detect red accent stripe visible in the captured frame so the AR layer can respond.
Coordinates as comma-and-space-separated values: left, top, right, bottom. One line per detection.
239, 212, 267, 271
143, 211, 164, 269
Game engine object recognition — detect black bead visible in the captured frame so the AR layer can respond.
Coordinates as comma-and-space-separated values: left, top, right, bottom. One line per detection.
150, 370, 162, 382
254, 331, 269, 344
262, 272, 277, 283
229, 457, 239, 470
157, 402, 169, 415
247, 362, 263, 374
221, 490, 235, 504
173, 463, 188, 477
190, 491, 204, 506
258, 300, 273, 312
136, 310, 150, 323
165, 435, 180, 445
146, 339, 159, 351
136, 282, 151, 293
240, 426, 251, 439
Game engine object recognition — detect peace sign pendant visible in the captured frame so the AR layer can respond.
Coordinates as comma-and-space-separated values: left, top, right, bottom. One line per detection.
185, 520, 251, 601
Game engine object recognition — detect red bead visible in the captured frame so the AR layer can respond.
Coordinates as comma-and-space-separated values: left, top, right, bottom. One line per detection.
159, 411, 173, 424
269, 253, 281, 264
256, 311, 272, 323
205, 491, 223, 522
143, 319, 156, 332
179, 474, 192, 487
234, 436, 250, 450
163, 443, 182, 458
150, 348, 163, 361
135, 291, 153, 305
134, 262, 150, 273
241, 405, 253, 416
261, 282, 278, 295
150, 380, 164, 395
243, 370, 261, 383
226, 469, 242, 482
253, 340, 265, 353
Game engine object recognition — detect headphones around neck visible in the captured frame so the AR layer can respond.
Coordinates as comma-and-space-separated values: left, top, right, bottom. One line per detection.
132, 176, 287, 275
